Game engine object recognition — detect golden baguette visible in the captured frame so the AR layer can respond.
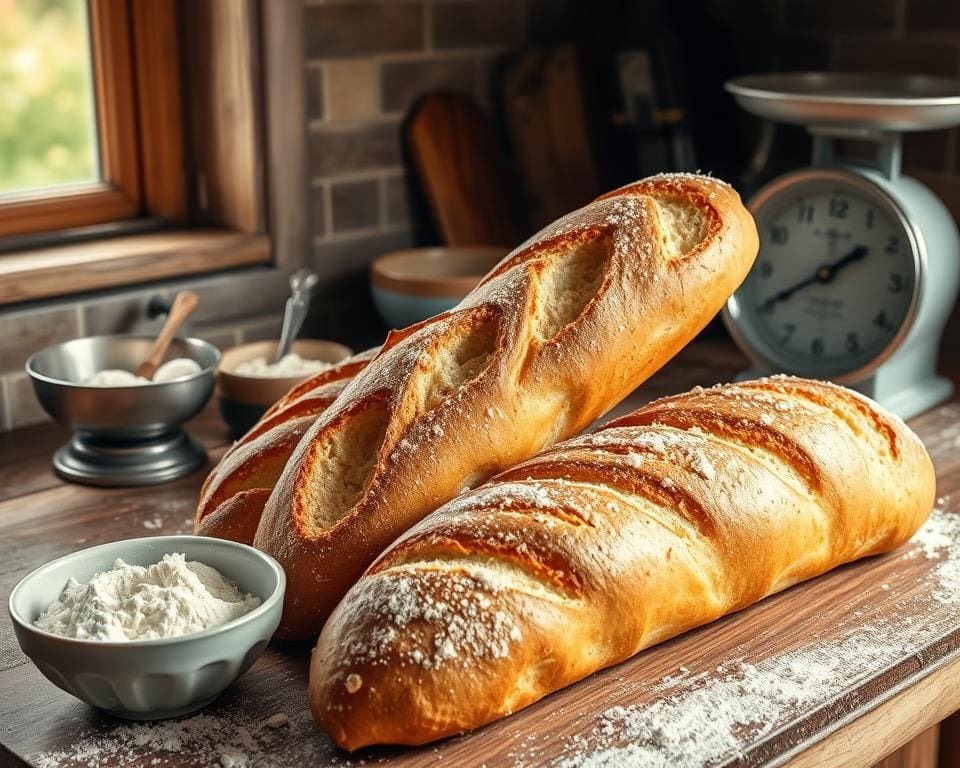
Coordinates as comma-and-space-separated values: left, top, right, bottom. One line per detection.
242, 174, 757, 640
251, 173, 758, 640
310, 377, 935, 750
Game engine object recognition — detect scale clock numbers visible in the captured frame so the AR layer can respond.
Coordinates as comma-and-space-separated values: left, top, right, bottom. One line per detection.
724, 72, 960, 419
725, 176, 919, 381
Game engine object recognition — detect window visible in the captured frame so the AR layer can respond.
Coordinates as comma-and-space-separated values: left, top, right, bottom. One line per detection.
0, 0, 272, 306
0, 1, 98, 195
0, 0, 183, 239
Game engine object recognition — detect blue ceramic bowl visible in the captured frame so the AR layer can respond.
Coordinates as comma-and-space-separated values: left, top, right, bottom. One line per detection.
370, 246, 509, 328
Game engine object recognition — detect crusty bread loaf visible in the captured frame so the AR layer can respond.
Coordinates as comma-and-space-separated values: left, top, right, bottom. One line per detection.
252, 174, 758, 640
194, 348, 377, 544
310, 377, 935, 750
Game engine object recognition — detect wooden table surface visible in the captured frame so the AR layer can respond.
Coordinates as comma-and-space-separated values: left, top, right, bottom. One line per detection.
2, 340, 959, 768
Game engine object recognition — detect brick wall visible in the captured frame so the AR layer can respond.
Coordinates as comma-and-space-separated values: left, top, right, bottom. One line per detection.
301, 0, 573, 346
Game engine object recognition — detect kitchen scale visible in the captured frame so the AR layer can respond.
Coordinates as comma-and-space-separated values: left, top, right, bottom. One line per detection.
723, 73, 960, 419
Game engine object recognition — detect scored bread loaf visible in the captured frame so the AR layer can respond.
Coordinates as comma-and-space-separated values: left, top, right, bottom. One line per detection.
251, 173, 758, 640
194, 348, 377, 544
310, 376, 936, 750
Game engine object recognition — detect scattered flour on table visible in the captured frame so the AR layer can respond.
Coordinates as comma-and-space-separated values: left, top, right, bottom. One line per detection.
265, 712, 290, 728
919, 498, 960, 606
538, 504, 960, 768
932, 404, 960, 448
34, 553, 260, 641
28, 711, 317, 768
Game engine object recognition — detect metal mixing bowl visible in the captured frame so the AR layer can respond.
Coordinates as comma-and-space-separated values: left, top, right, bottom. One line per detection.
26, 335, 219, 438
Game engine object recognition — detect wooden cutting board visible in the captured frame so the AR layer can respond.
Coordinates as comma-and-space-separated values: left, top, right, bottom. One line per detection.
501, 45, 600, 230
405, 92, 520, 247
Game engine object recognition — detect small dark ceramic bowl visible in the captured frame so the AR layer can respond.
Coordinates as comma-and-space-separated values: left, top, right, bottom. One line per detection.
216, 339, 352, 439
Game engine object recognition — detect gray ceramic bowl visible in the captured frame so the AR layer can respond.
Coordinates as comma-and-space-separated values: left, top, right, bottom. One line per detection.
26, 335, 220, 438
9, 535, 285, 720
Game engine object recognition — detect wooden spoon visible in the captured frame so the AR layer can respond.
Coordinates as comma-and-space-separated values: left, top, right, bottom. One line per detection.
134, 290, 199, 380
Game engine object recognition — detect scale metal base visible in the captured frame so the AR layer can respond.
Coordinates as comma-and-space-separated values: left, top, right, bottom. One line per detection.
53, 429, 207, 487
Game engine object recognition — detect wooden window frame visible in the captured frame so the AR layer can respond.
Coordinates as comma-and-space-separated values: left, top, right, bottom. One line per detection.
0, 0, 185, 239
0, 0, 281, 306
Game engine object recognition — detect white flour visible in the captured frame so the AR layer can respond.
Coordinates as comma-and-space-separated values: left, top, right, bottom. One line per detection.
83, 358, 202, 386
234, 353, 332, 378
34, 553, 260, 641
29, 711, 313, 768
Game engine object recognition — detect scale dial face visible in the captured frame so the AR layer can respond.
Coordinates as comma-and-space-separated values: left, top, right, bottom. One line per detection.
726, 172, 921, 381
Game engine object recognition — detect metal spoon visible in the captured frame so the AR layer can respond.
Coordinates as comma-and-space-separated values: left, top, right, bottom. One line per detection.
275, 268, 319, 362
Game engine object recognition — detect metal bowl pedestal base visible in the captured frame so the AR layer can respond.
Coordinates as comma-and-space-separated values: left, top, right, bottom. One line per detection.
53, 430, 207, 487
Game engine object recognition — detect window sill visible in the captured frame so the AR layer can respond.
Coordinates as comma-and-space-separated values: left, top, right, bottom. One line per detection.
0, 229, 271, 305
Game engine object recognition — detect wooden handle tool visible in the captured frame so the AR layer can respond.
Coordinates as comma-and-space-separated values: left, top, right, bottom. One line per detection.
134, 290, 199, 380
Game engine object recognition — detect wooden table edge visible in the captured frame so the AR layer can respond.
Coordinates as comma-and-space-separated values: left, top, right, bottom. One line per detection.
777, 646, 960, 767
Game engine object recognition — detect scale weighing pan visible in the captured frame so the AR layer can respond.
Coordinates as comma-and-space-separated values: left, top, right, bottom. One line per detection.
726, 73, 960, 131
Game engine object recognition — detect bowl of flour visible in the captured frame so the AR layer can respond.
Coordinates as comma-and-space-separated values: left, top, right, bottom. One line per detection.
26, 334, 220, 437
8, 535, 285, 720
216, 338, 352, 439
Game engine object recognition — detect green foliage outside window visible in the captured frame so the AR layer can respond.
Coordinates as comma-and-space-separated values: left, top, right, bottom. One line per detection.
0, 0, 99, 196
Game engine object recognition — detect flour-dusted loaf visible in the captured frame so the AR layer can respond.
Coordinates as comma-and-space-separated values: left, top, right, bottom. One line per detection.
248, 174, 758, 640
310, 377, 935, 750
194, 348, 377, 544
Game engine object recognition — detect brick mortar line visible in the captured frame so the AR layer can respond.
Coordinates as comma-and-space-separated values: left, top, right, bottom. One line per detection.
307, 114, 401, 131
305, 45, 510, 68
232, 315, 284, 332
424, 0, 434, 52
828, 35, 839, 71
312, 223, 411, 246
1, 377, 11, 433
832, 31, 960, 44
311, 167, 406, 186
378, 176, 390, 229
319, 64, 331, 127
323, 181, 334, 250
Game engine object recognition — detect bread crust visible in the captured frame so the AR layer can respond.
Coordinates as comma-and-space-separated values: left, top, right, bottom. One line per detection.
310, 377, 935, 750
253, 173, 759, 639
194, 349, 377, 544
